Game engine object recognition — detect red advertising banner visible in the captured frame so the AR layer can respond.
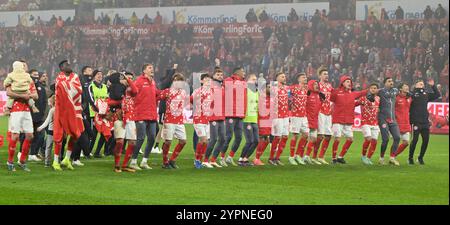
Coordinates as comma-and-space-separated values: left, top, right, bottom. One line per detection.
78, 23, 270, 38
428, 102, 449, 134
0, 91, 6, 116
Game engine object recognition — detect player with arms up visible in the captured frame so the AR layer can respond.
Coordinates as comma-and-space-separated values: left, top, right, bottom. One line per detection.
330, 75, 368, 164
159, 73, 189, 169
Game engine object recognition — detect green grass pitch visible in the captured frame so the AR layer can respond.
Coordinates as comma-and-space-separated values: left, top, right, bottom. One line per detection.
0, 116, 448, 205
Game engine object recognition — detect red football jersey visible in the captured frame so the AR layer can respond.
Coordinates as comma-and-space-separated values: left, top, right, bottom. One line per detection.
356, 96, 380, 126
272, 84, 289, 118
191, 86, 213, 124
289, 84, 308, 117
395, 94, 412, 133
122, 90, 137, 123
10, 83, 36, 113
319, 81, 333, 115
159, 88, 188, 125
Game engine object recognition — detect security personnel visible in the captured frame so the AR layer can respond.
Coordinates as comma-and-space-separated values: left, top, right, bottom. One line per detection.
88, 70, 109, 157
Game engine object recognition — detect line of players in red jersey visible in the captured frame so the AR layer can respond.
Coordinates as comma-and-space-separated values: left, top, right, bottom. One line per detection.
224, 65, 430, 167
145, 64, 416, 169
5, 60, 423, 172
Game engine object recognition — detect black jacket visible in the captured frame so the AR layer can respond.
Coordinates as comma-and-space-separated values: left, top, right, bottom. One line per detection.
157, 68, 175, 120
31, 80, 47, 123
80, 74, 93, 116
409, 85, 441, 126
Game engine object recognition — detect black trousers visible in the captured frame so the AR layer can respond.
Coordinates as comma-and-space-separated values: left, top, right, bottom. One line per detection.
193, 131, 198, 153
207, 121, 226, 160
59, 137, 68, 162
222, 118, 243, 155
30, 121, 45, 155
71, 118, 92, 161
409, 123, 430, 160
241, 123, 259, 158
154, 122, 160, 147
104, 132, 115, 156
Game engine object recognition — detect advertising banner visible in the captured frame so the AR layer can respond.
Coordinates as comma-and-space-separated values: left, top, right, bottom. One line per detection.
0, 10, 75, 28
0, 91, 7, 116
95, 2, 329, 25
428, 102, 449, 134
78, 23, 269, 38
356, 0, 449, 20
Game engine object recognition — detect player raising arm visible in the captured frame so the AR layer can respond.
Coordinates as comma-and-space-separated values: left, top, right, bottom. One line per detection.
159, 73, 189, 169
330, 75, 368, 164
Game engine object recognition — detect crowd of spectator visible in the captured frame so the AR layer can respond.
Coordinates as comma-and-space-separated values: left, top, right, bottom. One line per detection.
95, 11, 163, 26
0, 0, 40, 11
96, 7, 350, 26
0, 4, 449, 102
87, 4, 448, 26
0, 26, 83, 86
0, 0, 298, 11
371, 4, 447, 21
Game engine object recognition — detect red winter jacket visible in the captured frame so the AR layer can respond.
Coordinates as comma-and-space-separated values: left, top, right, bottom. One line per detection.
133, 74, 160, 121
330, 75, 368, 124
223, 74, 247, 118
306, 80, 322, 129
395, 94, 412, 133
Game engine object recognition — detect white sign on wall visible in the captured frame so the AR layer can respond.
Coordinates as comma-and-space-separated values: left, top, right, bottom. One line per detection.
356, 0, 449, 20
95, 2, 329, 25
0, 10, 75, 28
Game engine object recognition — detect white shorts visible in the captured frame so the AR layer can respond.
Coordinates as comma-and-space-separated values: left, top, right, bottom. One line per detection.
400, 132, 410, 141
289, 117, 309, 134
8, 111, 34, 134
271, 118, 289, 136
361, 125, 380, 140
318, 113, 332, 135
114, 120, 137, 140
161, 123, 186, 141
194, 123, 210, 139
332, 123, 354, 138
309, 129, 318, 139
